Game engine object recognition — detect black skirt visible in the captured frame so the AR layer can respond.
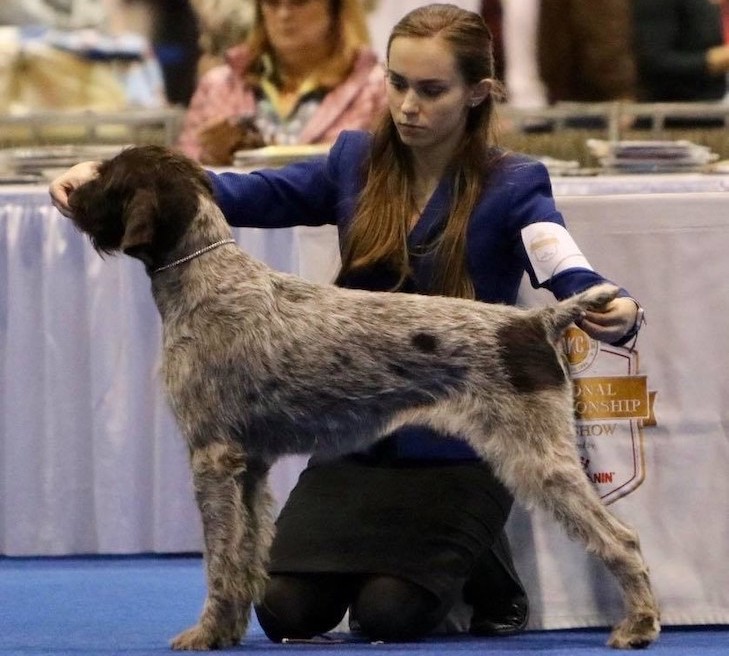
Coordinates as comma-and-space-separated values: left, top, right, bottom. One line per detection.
268, 455, 518, 605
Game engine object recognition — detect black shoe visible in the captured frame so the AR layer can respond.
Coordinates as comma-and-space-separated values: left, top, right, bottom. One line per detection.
469, 594, 529, 637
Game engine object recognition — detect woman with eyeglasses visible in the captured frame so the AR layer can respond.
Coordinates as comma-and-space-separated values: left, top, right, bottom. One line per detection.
177, 0, 387, 164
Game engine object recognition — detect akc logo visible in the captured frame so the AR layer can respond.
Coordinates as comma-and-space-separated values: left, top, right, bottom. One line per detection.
563, 324, 600, 374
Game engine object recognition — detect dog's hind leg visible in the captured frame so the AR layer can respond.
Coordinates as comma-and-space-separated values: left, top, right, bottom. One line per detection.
170, 441, 266, 651
529, 460, 659, 648
470, 420, 660, 649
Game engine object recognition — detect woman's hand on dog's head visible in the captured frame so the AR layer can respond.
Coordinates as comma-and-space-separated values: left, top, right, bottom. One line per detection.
49, 161, 101, 218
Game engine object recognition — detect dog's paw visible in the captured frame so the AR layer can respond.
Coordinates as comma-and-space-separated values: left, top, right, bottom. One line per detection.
608, 615, 661, 649
170, 623, 240, 651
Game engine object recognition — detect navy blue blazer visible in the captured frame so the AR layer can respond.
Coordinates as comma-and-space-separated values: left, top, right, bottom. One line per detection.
209, 130, 627, 461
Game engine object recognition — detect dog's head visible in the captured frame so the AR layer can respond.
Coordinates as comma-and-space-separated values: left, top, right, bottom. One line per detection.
68, 145, 214, 267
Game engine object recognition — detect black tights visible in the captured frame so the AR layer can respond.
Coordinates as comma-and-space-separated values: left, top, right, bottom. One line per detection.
255, 573, 451, 642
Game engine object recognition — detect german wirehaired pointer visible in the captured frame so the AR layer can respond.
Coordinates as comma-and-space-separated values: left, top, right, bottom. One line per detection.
66, 145, 660, 650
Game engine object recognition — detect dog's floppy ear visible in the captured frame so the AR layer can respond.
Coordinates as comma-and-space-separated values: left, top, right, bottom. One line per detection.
121, 187, 158, 264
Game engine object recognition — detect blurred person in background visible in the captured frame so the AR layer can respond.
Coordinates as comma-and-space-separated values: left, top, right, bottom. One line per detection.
633, 0, 729, 102
537, 0, 636, 105
483, 0, 634, 132
187, 1, 380, 85
140, 0, 200, 106
177, 0, 387, 165
189, 0, 255, 77
0, 0, 104, 29
493, 0, 547, 111
0, 0, 167, 114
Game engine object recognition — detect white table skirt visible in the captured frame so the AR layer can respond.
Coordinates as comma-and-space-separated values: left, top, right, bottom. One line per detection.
1, 187, 339, 556
2, 180, 728, 630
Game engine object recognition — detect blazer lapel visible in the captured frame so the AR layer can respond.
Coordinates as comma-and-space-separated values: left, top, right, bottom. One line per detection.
408, 177, 451, 247
407, 178, 453, 292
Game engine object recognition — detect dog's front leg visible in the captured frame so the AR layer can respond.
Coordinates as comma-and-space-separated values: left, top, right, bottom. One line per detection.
171, 441, 253, 651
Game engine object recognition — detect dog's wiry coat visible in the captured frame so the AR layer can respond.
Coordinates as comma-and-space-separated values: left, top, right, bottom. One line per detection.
68, 145, 660, 650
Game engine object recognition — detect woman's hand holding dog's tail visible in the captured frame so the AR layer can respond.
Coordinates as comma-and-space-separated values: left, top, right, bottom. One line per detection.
579, 297, 642, 344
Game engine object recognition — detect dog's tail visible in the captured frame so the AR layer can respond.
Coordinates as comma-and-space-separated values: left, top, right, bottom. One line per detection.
543, 283, 620, 339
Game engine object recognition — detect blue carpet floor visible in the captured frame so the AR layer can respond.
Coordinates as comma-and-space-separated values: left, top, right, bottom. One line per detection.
1, 555, 726, 655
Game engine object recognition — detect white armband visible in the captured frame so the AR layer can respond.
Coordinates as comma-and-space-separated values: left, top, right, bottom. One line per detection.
521, 222, 594, 284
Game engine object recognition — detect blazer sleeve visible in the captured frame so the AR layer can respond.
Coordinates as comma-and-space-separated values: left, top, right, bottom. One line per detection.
503, 158, 631, 301
500, 158, 640, 345
207, 130, 362, 228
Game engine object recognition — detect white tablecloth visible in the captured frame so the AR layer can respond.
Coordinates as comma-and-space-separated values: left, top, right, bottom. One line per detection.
551, 171, 729, 196
1, 177, 728, 630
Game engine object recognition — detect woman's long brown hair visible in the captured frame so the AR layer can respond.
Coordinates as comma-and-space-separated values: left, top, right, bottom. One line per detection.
338, 4, 504, 299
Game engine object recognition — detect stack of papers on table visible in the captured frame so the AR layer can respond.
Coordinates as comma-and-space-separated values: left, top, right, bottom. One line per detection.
587, 139, 718, 173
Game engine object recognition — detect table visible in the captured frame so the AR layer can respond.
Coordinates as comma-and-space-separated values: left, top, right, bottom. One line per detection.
550, 171, 729, 196
2, 175, 728, 631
